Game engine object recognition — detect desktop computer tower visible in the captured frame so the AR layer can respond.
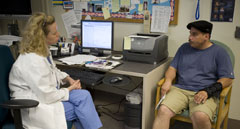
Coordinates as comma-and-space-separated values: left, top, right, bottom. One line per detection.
124, 102, 142, 129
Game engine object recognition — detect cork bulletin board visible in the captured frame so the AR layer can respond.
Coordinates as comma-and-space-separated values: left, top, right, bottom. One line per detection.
81, 0, 179, 25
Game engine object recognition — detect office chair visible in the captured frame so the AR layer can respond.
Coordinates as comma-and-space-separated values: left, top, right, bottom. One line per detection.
0, 45, 74, 129
0, 45, 39, 129
155, 40, 234, 129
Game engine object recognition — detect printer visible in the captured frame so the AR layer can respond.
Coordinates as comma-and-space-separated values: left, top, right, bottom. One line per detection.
123, 33, 168, 64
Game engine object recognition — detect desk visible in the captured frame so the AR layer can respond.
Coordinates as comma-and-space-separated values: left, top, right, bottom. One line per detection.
55, 57, 172, 129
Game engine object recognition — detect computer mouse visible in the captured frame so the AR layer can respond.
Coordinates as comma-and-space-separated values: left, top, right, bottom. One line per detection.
110, 76, 123, 84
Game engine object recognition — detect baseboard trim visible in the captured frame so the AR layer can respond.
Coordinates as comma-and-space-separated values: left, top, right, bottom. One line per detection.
228, 118, 240, 128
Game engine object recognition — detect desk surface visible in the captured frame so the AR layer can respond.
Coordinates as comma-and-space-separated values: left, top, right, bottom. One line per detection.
55, 57, 170, 77
111, 58, 169, 76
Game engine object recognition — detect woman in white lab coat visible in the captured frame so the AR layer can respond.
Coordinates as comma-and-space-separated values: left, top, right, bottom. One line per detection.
8, 12, 102, 129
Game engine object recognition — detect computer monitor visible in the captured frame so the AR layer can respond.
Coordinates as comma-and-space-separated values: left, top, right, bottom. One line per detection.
81, 20, 113, 56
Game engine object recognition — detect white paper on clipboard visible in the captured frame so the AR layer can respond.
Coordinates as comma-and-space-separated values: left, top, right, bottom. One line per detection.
155, 94, 166, 110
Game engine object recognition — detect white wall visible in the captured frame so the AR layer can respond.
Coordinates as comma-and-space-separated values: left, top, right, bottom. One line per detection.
47, 0, 240, 120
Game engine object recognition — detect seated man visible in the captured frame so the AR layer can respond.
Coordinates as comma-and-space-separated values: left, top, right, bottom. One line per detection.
152, 20, 234, 129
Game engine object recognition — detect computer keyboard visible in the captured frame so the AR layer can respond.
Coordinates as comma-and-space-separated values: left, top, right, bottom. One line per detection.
62, 69, 105, 86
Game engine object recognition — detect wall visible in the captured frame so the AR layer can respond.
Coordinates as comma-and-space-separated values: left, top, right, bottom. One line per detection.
0, 0, 239, 120
0, 19, 28, 35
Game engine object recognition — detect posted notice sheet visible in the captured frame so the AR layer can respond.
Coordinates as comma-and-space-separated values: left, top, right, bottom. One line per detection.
61, 10, 79, 38
151, 6, 171, 33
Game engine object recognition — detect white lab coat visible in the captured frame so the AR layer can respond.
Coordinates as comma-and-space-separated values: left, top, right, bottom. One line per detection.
9, 53, 69, 129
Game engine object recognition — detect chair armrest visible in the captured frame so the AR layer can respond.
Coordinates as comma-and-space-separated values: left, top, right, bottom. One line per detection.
0, 99, 39, 109
220, 85, 231, 98
157, 78, 166, 87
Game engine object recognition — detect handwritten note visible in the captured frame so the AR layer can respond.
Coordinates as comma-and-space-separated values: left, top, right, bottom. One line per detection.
102, 7, 111, 19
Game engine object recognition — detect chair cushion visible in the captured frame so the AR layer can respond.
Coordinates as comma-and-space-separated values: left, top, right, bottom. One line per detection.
179, 110, 189, 117
178, 109, 218, 123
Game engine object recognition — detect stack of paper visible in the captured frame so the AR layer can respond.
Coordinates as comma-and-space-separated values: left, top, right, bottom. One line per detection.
85, 60, 121, 70
0, 35, 22, 46
58, 54, 97, 65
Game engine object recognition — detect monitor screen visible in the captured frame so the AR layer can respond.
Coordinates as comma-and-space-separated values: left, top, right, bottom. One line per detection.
81, 20, 113, 56
0, 0, 32, 15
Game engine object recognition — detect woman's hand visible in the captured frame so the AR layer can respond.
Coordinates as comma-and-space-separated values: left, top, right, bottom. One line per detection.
68, 79, 81, 91
64, 76, 75, 85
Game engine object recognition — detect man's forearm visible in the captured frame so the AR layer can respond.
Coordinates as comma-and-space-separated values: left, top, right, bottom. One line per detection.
217, 78, 233, 88
164, 66, 177, 83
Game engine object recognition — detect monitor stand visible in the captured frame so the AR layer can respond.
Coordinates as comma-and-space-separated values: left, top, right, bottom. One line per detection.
90, 49, 105, 57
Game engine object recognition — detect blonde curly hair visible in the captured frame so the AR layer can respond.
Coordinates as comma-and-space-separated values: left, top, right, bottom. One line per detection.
19, 12, 55, 57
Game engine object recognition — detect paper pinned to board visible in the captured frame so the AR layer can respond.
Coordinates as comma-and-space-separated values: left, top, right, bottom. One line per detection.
61, 10, 79, 38
102, 7, 111, 19
144, 10, 151, 33
123, 37, 131, 50
138, 4, 143, 12
112, 0, 120, 12
160, 0, 169, 3
155, 94, 166, 110
151, 6, 171, 33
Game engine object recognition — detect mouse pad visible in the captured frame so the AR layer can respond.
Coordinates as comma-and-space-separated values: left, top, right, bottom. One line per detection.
103, 75, 130, 87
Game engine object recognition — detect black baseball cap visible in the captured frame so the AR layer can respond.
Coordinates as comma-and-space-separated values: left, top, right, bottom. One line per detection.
187, 20, 213, 34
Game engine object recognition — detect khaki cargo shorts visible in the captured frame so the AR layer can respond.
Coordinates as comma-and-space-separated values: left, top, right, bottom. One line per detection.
161, 86, 218, 121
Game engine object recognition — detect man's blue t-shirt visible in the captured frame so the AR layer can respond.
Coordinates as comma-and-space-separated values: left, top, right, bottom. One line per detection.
171, 42, 234, 91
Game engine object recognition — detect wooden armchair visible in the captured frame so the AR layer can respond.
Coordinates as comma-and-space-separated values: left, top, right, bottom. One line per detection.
155, 78, 232, 129
155, 40, 234, 129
